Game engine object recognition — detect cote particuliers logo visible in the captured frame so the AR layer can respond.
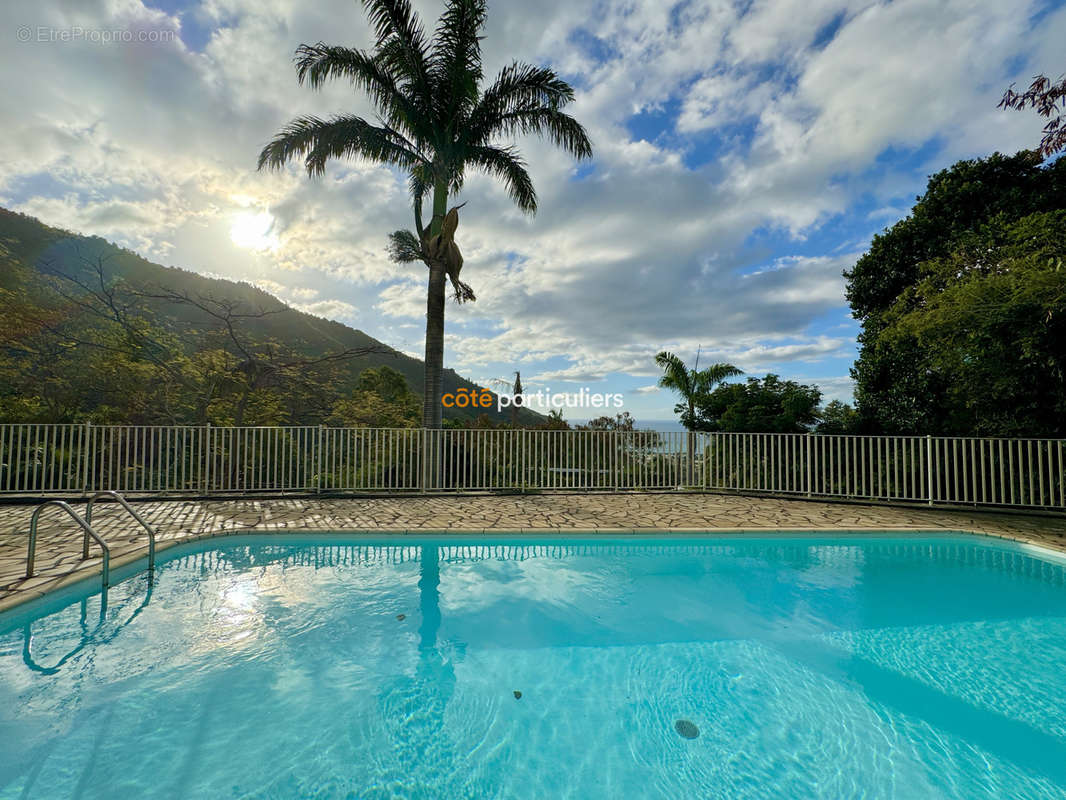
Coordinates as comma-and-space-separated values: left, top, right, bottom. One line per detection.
443, 387, 624, 412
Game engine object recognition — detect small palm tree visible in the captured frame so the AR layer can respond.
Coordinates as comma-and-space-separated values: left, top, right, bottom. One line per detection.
655, 350, 742, 485
258, 0, 592, 430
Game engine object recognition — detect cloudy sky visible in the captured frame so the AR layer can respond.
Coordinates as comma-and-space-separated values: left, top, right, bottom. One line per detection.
2, 0, 1060, 422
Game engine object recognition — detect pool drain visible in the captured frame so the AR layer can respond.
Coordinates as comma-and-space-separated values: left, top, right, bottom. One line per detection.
674, 719, 699, 739
513, 690, 522, 699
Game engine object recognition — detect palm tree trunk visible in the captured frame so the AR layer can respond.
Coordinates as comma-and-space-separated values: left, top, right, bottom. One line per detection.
421, 182, 449, 489
422, 267, 446, 429
422, 182, 449, 430
686, 398, 694, 486
686, 430, 694, 486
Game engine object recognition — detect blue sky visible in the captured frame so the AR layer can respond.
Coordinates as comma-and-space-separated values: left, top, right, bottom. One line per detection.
1, 0, 1060, 424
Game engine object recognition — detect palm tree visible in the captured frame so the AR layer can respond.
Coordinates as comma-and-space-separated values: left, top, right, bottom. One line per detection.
655, 350, 742, 486
258, 0, 592, 431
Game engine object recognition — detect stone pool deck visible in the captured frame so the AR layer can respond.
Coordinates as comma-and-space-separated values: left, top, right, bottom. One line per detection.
1, 493, 1064, 611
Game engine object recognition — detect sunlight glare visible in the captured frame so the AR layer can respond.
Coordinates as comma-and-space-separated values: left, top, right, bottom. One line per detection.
230, 210, 278, 251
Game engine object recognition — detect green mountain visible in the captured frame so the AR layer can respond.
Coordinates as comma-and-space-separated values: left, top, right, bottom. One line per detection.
0, 207, 541, 426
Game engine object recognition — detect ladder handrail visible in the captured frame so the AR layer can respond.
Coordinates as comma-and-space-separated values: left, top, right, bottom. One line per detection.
85, 491, 157, 573
26, 501, 110, 590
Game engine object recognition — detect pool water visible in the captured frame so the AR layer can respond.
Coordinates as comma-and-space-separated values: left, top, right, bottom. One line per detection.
2, 534, 1066, 799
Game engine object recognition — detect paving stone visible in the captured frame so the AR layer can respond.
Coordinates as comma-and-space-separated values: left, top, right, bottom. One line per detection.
1, 493, 1063, 612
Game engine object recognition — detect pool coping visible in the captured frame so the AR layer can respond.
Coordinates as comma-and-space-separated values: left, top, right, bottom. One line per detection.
3, 523, 1063, 615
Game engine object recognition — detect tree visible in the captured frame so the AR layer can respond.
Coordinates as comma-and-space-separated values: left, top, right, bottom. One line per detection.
816, 400, 859, 435
871, 211, 1066, 436
329, 365, 421, 427
541, 409, 570, 430
845, 151, 1066, 433
258, 0, 592, 430
693, 374, 821, 433
846, 152, 1065, 321
655, 350, 742, 484
135, 285, 379, 425
1000, 74, 1066, 158
655, 352, 744, 430
580, 412, 637, 431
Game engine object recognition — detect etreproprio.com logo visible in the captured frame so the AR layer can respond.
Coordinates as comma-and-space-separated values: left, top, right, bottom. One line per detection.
443, 387, 624, 413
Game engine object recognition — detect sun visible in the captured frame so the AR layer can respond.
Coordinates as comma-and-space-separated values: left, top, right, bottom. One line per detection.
230, 211, 278, 251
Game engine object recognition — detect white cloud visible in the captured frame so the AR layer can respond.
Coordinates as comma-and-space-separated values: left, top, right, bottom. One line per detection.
294, 299, 357, 322
376, 279, 427, 320
809, 376, 856, 403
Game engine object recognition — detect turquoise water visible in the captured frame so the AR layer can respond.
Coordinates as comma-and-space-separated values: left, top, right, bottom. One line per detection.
2, 534, 1066, 799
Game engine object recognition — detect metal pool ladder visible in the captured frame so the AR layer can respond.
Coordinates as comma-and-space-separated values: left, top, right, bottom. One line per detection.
25, 492, 157, 592
85, 491, 157, 576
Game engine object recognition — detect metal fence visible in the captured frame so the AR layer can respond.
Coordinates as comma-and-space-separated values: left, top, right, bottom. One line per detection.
1, 424, 1064, 510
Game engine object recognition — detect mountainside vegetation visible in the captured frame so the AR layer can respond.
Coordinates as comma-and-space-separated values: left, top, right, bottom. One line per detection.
0, 207, 543, 427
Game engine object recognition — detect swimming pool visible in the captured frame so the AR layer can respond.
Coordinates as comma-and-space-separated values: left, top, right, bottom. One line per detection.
2, 533, 1065, 798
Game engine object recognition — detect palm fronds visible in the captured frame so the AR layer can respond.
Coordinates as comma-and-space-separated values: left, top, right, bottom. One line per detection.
361, 0, 432, 104
655, 351, 693, 395
258, 114, 425, 177
259, 0, 590, 201
466, 145, 537, 213
466, 62, 592, 160
429, 0, 487, 123
387, 229, 423, 263
695, 363, 744, 392
657, 351, 743, 401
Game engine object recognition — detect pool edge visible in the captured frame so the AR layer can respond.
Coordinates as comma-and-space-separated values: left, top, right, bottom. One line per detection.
3, 524, 1064, 616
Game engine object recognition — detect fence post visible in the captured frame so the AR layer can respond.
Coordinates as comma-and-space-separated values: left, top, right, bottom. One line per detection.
81, 421, 92, 495
421, 428, 427, 494
806, 433, 812, 497
521, 427, 528, 492
317, 425, 325, 495
926, 434, 934, 506
203, 423, 211, 494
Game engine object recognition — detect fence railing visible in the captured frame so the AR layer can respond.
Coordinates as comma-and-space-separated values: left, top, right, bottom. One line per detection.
1, 424, 1063, 510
